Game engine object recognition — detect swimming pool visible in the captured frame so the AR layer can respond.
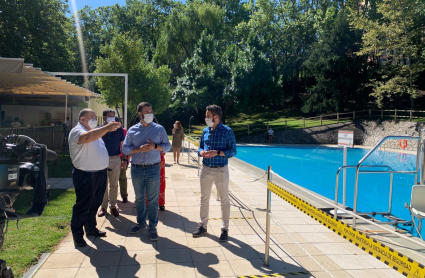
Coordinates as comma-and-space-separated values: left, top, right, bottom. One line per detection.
236, 145, 418, 235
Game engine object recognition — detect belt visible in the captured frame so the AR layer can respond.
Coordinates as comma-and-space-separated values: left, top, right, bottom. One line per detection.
203, 164, 226, 168
109, 155, 120, 158
131, 163, 159, 168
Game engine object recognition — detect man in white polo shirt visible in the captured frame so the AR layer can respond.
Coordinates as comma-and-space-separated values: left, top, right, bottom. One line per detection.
68, 108, 121, 247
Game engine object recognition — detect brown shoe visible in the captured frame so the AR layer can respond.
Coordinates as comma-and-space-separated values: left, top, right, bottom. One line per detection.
97, 208, 107, 217
110, 207, 120, 217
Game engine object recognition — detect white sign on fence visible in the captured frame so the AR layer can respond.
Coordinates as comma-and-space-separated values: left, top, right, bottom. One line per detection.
338, 130, 354, 147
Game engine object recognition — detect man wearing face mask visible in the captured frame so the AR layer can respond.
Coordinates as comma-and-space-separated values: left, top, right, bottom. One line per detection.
122, 102, 171, 241
97, 109, 126, 218
68, 108, 121, 247
192, 105, 237, 241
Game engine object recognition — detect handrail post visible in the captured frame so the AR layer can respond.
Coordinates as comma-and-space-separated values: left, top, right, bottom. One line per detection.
410, 109, 413, 120
285, 120, 288, 130
247, 124, 250, 135
420, 129, 425, 185
388, 173, 393, 214
198, 156, 200, 176
343, 147, 347, 209
264, 166, 272, 266
353, 166, 360, 227
353, 111, 356, 121
337, 112, 339, 123
320, 115, 323, 126
335, 170, 340, 219
188, 141, 190, 164
303, 117, 305, 128
395, 109, 397, 120
381, 109, 383, 119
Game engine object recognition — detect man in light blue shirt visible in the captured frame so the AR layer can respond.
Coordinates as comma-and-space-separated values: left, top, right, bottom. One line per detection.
122, 102, 171, 241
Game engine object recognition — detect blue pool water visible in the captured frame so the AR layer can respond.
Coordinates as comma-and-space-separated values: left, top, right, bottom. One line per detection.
237, 146, 419, 235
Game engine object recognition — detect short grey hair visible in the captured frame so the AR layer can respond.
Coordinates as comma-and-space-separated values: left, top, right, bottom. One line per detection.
79, 108, 94, 120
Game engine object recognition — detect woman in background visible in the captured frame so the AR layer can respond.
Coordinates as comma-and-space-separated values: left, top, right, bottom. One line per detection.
172, 121, 185, 164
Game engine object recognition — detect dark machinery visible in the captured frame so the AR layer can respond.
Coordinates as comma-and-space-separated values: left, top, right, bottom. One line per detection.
0, 134, 57, 278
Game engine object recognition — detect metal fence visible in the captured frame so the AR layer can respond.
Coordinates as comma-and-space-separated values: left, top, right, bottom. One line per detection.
234, 109, 425, 137
0, 125, 68, 151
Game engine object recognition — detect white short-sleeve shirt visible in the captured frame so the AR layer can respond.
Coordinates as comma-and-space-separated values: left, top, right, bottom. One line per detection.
68, 123, 109, 171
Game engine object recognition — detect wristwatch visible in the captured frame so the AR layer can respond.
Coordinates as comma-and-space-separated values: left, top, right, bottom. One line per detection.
154, 143, 158, 149
217, 150, 221, 155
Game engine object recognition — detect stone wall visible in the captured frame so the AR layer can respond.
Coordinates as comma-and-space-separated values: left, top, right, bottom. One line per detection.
239, 120, 425, 151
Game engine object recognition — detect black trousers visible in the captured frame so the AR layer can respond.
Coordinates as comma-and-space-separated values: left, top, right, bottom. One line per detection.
71, 168, 107, 239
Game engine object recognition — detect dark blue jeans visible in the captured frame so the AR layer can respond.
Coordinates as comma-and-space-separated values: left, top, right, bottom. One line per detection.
131, 164, 160, 233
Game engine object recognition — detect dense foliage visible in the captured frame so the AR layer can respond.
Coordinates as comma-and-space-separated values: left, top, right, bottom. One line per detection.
1, 0, 424, 121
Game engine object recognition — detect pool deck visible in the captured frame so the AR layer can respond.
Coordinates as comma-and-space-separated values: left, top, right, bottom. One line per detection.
32, 151, 409, 278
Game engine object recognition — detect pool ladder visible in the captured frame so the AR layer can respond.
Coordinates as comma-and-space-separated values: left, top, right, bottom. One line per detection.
334, 131, 425, 228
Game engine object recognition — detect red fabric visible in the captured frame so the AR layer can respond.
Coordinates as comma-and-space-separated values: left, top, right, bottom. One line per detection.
146, 152, 166, 205
158, 152, 166, 205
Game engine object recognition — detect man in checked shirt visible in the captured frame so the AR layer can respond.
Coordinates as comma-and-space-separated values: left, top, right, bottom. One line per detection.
192, 105, 237, 241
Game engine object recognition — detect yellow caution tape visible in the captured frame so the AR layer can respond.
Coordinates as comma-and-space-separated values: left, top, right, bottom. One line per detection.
238, 271, 309, 278
267, 181, 425, 278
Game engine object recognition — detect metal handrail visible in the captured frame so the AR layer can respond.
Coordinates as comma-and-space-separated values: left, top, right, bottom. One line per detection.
184, 136, 201, 176
352, 135, 422, 227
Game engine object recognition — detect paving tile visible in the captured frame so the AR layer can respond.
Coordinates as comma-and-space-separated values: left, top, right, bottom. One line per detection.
89, 239, 125, 252
117, 264, 156, 278
42, 253, 86, 268
347, 269, 404, 278
312, 243, 352, 255
120, 250, 158, 265
327, 255, 375, 270
157, 236, 188, 250
220, 245, 262, 261
229, 258, 303, 276
190, 246, 227, 262
156, 247, 192, 263
75, 266, 118, 278
124, 237, 157, 251
156, 262, 196, 278
193, 261, 235, 278
298, 233, 336, 243
33, 268, 79, 278
310, 255, 343, 271
187, 236, 221, 248
81, 251, 122, 267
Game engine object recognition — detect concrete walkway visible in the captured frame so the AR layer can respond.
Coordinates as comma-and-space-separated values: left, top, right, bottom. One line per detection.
34, 152, 404, 278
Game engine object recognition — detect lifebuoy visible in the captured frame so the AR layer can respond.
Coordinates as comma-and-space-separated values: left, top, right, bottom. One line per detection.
399, 153, 407, 162
399, 139, 408, 149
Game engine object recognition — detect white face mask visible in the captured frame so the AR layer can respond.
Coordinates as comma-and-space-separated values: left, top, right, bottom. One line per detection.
143, 113, 154, 124
88, 119, 97, 129
173, 124, 176, 128
205, 118, 214, 127
106, 117, 115, 123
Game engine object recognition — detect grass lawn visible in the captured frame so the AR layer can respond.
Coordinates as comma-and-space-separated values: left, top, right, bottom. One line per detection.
1, 189, 75, 278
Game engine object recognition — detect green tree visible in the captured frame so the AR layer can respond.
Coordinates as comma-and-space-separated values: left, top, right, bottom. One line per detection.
350, 0, 425, 108
303, 8, 371, 113
0, 0, 76, 71
95, 34, 171, 117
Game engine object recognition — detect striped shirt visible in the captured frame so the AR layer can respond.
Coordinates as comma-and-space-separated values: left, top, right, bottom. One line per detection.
198, 123, 237, 167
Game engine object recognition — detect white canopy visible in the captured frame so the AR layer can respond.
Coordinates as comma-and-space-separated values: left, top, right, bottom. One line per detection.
0, 58, 100, 97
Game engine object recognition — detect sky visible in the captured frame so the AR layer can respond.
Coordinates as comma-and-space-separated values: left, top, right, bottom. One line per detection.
71, 0, 185, 11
